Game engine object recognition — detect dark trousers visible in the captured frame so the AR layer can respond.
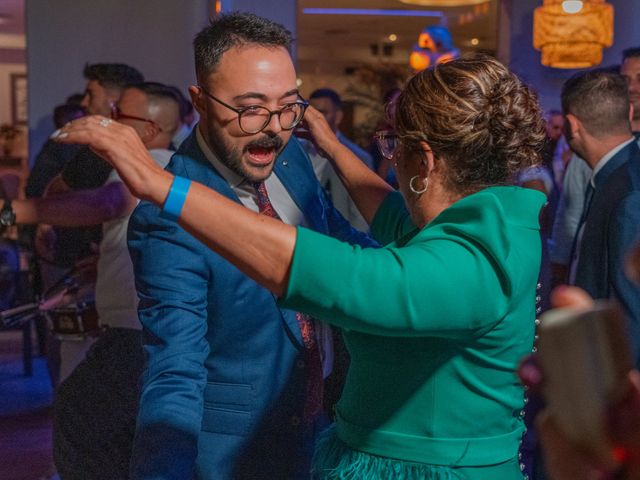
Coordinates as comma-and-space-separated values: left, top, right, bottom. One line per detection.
54, 328, 143, 480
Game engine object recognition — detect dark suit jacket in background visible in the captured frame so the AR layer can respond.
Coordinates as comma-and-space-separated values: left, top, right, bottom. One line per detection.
127, 131, 376, 479
574, 140, 640, 365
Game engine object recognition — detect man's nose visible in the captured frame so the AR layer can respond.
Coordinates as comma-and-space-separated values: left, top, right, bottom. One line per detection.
262, 112, 283, 135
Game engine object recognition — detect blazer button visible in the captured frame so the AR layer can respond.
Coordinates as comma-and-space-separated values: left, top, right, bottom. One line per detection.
290, 415, 301, 426
296, 359, 305, 369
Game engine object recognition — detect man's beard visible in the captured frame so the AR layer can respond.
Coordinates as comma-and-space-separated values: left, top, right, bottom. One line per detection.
205, 123, 284, 182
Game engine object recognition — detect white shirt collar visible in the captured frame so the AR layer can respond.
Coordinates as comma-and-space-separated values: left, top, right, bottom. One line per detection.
590, 137, 634, 188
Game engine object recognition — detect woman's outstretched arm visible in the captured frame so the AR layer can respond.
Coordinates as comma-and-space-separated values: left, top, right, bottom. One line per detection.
302, 106, 395, 224
53, 115, 296, 296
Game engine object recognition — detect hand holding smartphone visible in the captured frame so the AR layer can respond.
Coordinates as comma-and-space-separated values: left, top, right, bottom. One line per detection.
538, 301, 633, 461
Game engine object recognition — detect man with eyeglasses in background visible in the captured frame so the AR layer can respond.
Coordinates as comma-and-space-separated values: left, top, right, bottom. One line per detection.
123, 12, 375, 480
0, 82, 180, 479
20, 64, 144, 395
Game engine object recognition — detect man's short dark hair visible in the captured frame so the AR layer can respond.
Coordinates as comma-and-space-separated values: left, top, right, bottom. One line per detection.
561, 68, 631, 137
83, 63, 144, 90
310, 88, 342, 108
65, 93, 85, 106
193, 12, 292, 82
623, 47, 640, 62
53, 104, 85, 129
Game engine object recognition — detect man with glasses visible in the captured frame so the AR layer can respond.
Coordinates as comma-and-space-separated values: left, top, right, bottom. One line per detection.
126, 12, 375, 480
23, 64, 144, 396
1, 82, 180, 479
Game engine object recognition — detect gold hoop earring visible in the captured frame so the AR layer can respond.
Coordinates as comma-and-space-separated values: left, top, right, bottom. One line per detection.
409, 175, 428, 195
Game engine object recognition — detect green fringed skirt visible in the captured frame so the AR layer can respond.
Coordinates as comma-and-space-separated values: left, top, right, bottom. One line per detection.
311, 426, 524, 480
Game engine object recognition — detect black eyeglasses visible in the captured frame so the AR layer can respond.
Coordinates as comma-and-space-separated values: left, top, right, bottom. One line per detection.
111, 105, 162, 132
198, 85, 308, 134
373, 130, 398, 160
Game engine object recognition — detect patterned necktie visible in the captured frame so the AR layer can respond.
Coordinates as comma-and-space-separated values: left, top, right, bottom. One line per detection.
252, 181, 324, 424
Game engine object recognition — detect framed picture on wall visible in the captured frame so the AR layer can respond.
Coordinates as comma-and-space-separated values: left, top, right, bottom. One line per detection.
10, 73, 28, 125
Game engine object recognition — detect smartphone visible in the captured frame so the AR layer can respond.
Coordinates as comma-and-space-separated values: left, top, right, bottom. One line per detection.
537, 301, 633, 459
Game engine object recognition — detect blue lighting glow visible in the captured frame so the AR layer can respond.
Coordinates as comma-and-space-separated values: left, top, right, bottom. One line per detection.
302, 8, 444, 18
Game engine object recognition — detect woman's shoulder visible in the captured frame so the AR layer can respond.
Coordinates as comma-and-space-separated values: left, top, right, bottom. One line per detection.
430, 186, 545, 232
411, 186, 545, 271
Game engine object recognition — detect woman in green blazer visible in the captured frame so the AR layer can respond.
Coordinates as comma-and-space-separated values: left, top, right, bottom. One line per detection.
55, 53, 546, 479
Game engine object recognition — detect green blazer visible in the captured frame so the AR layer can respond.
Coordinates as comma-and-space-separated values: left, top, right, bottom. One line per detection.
281, 186, 546, 479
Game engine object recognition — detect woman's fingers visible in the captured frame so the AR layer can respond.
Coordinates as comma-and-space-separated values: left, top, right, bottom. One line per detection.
550, 285, 594, 309
302, 106, 341, 157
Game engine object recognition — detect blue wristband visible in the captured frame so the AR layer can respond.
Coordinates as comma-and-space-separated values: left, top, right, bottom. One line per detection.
160, 176, 191, 222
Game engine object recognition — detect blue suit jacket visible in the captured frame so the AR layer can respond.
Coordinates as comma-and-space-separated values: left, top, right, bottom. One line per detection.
574, 140, 640, 364
128, 131, 376, 479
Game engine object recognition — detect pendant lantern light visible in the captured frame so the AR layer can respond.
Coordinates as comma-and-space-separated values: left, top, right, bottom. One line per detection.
533, 0, 614, 69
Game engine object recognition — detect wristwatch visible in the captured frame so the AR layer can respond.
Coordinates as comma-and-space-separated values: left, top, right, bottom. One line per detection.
0, 200, 16, 228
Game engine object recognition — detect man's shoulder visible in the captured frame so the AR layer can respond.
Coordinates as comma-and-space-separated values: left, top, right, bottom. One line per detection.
599, 156, 640, 199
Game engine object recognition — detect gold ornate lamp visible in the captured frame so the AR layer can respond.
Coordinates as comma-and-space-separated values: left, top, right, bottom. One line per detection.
533, 0, 614, 69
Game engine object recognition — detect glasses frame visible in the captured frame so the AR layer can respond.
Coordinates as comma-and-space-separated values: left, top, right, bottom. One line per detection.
111, 105, 163, 132
198, 84, 309, 134
373, 129, 398, 161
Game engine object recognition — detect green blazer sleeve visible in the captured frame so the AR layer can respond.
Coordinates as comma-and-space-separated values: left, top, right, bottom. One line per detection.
280, 191, 518, 339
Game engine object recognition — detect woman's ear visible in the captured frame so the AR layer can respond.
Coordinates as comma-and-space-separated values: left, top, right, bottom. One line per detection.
418, 140, 435, 177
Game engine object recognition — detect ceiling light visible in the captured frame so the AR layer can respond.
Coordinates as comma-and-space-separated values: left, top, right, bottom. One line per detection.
533, 0, 613, 68
388, 34, 398, 42
470, 38, 480, 46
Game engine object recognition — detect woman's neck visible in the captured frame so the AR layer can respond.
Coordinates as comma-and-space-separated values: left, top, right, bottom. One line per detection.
415, 180, 462, 228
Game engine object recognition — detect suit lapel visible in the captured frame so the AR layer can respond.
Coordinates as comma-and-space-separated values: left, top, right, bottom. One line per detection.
273, 137, 327, 232
179, 131, 307, 349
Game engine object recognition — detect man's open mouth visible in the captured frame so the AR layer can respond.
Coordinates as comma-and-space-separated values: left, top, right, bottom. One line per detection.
246, 145, 277, 165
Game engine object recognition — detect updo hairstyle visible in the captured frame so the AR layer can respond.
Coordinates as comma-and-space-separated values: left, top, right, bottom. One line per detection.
395, 53, 545, 195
